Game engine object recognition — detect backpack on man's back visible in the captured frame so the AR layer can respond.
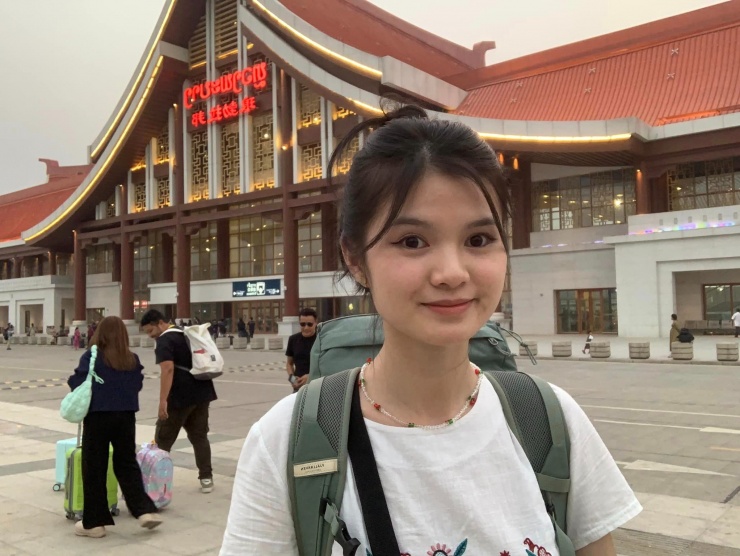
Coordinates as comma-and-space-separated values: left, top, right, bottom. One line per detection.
160, 324, 224, 380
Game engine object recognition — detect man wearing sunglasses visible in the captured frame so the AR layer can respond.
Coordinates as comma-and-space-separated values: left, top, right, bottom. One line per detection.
285, 308, 318, 392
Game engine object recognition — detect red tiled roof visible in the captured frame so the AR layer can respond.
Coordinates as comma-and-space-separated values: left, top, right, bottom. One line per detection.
454, 3, 740, 126
0, 163, 92, 243
278, 0, 487, 79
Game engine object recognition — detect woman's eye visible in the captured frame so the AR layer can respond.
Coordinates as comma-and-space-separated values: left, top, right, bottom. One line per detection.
398, 236, 428, 249
467, 234, 495, 248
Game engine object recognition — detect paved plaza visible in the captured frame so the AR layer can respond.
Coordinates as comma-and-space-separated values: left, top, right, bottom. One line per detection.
0, 342, 738, 555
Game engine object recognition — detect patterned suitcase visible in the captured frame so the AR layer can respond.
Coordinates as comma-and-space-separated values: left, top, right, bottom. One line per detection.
64, 424, 119, 520
137, 442, 173, 509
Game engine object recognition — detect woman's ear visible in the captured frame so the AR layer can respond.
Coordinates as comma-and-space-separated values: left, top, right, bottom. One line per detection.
340, 241, 368, 288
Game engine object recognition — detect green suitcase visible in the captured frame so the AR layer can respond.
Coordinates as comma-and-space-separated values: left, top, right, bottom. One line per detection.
64, 425, 119, 521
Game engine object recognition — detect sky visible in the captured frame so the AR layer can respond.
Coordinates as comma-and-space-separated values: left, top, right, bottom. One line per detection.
0, 0, 726, 194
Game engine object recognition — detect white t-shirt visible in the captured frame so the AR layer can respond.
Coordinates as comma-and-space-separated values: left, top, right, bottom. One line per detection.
732, 312, 740, 327
220, 380, 641, 555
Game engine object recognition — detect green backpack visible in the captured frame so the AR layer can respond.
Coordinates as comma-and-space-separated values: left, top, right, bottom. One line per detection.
291, 315, 574, 556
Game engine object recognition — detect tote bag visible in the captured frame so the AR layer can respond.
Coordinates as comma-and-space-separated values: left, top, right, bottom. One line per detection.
60, 345, 104, 423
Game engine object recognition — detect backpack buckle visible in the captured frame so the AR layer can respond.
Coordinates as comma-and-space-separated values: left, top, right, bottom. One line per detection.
321, 498, 361, 555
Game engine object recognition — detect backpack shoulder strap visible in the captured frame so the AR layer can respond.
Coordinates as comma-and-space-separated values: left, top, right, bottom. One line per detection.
485, 371, 576, 556
289, 368, 361, 556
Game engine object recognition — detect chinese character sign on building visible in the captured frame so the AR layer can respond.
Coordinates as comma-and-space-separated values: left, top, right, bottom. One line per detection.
232, 278, 282, 298
184, 62, 267, 128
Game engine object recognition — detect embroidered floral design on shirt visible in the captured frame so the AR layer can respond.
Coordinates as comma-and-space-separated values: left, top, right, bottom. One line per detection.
523, 538, 552, 556
365, 538, 467, 556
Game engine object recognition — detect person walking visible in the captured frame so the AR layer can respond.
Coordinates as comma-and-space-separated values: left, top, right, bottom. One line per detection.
669, 313, 680, 357
732, 307, 740, 338
141, 309, 218, 493
237, 318, 247, 338
66, 316, 162, 538
73, 327, 81, 350
582, 330, 593, 354
285, 308, 318, 392
220, 104, 640, 555
247, 316, 256, 339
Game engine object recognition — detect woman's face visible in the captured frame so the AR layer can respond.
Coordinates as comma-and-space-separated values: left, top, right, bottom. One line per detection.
360, 171, 507, 347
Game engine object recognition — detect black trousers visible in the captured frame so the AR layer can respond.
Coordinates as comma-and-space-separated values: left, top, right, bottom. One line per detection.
82, 411, 157, 528
155, 402, 212, 480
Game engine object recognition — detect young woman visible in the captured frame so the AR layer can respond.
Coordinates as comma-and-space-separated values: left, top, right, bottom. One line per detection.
72, 327, 81, 350
67, 316, 162, 538
220, 105, 641, 555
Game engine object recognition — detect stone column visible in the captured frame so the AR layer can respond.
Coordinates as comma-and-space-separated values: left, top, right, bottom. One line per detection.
111, 243, 122, 283
11, 257, 21, 279
216, 217, 230, 279
72, 233, 87, 335
278, 69, 300, 340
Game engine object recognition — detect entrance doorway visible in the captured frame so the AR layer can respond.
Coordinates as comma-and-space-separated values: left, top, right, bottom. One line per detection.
556, 289, 618, 334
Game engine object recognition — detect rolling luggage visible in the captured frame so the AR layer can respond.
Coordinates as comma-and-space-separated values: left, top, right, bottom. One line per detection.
63, 424, 120, 520
137, 442, 174, 509
53, 437, 78, 491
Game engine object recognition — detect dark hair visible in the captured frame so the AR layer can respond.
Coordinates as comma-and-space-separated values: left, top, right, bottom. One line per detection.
141, 309, 167, 327
91, 316, 136, 371
299, 307, 317, 320
671, 313, 678, 320
328, 103, 510, 294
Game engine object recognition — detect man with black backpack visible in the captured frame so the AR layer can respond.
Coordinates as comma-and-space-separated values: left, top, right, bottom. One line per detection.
141, 309, 217, 493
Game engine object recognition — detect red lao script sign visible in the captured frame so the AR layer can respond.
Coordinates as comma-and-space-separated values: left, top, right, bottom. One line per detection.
184, 61, 267, 128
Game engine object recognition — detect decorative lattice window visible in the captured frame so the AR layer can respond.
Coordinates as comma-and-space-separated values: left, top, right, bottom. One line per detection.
251, 112, 274, 191
191, 130, 209, 201
215, 0, 238, 59
221, 121, 240, 196
334, 136, 359, 176
157, 125, 169, 164
157, 178, 171, 208
298, 84, 321, 128
669, 157, 740, 211
301, 143, 322, 181
188, 15, 207, 70
333, 105, 355, 120
133, 183, 147, 213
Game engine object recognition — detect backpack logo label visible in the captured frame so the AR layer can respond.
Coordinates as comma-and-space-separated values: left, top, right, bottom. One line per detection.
293, 458, 338, 478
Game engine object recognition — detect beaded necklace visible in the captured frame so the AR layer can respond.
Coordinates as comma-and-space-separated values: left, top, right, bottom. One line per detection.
358, 359, 483, 430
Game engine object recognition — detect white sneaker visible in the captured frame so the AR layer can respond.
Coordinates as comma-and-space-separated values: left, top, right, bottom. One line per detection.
200, 478, 214, 493
74, 520, 106, 538
138, 513, 163, 530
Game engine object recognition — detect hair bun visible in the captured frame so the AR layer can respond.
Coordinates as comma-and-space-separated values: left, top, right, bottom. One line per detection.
379, 102, 428, 127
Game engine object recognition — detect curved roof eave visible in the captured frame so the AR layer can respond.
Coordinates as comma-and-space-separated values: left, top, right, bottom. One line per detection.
22, 44, 187, 245
243, 0, 468, 110
88, 0, 179, 162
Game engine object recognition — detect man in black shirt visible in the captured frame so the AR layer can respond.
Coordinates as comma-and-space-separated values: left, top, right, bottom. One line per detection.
285, 308, 318, 392
141, 309, 217, 493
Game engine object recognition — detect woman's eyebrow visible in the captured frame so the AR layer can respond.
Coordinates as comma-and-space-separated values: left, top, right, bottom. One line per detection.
390, 216, 497, 229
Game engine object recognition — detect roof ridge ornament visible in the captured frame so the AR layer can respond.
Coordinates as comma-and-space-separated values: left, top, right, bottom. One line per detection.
671, 47, 680, 56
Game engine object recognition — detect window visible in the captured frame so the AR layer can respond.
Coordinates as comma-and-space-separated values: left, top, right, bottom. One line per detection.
298, 209, 323, 273
704, 284, 740, 321
669, 157, 740, 211
229, 212, 283, 278
86, 244, 112, 274
532, 170, 636, 232
191, 223, 219, 280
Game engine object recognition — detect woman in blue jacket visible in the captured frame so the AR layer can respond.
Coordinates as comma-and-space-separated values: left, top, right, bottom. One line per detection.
67, 316, 162, 538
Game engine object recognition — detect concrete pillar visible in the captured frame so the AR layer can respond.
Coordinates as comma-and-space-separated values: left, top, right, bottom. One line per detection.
278, 69, 299, 319
48, 251, 57, 276
217, 217, 230, 279
12, 257, 21, 279
111, 243, 122, 283
321, 204, 338, 271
